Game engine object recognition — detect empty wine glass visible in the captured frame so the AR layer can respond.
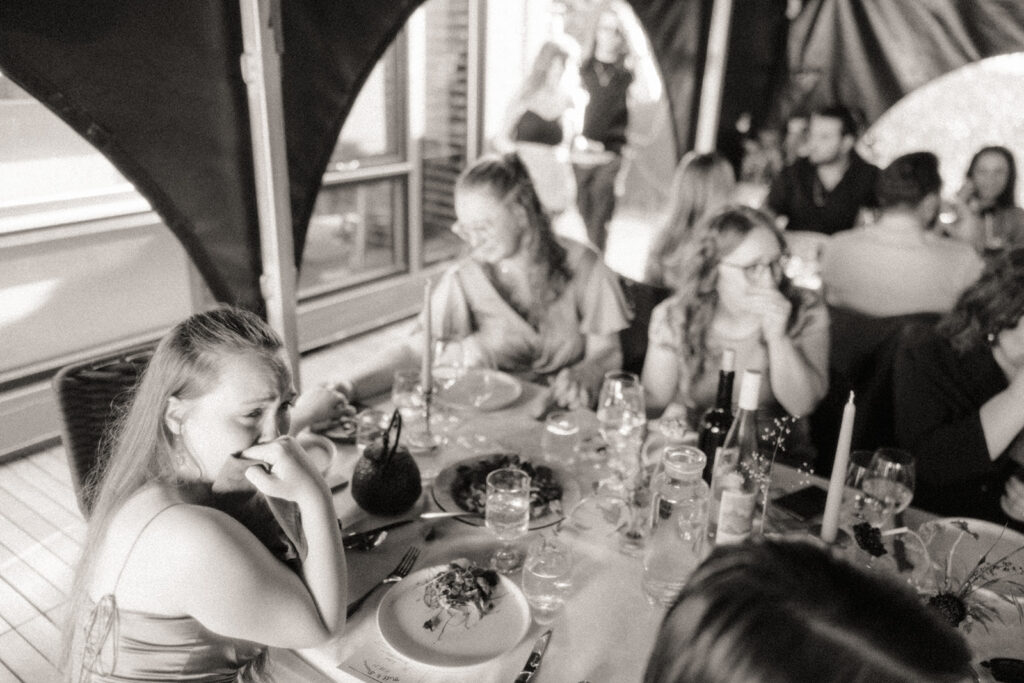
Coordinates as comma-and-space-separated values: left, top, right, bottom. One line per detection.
596, 371, 647, 477
485, 467, 531, 574
391, 369, 439, 450
860, 448, 915, 527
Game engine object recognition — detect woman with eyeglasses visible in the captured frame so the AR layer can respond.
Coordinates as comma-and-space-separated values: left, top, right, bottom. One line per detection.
332, 152, 631, 409
642, 206, 828, 426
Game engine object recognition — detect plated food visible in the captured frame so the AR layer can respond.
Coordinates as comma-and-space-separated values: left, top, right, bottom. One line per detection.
454, 453, 563, 519
421, 560, 500, 637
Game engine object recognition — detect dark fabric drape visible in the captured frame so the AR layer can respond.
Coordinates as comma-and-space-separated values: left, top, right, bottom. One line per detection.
777, 0, 1024, 126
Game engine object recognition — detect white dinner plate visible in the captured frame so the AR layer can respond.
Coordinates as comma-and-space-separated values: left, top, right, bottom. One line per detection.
918, 517, 1024, 595
435, 369, 522, 412
377, 564, 530, 667
431, 454, 580, 531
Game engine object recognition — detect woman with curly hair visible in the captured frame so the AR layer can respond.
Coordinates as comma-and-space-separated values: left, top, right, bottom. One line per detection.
644, 151, 736, 288
334, 152, 631, 409
644, 539, 972, 683
894, 248, 1024, 526
641, 206, 828, 426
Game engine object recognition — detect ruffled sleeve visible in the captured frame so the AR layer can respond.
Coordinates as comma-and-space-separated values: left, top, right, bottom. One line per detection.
788, 288, 830, 384
416, 261, 476, 340
570, 243, 632, 335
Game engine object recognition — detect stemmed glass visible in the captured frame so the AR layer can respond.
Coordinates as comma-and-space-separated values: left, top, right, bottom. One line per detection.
860, 448, 916, 527
485, 467, 531, 574
596, 371, 647, 477
434, 339, 495, 409
391, 369, 440, 451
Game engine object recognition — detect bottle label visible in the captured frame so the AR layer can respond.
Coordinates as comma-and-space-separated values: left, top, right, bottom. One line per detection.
715, 488, 755, 544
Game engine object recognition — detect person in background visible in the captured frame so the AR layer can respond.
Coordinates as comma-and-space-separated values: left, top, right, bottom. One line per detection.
573, 5, 634, 251
642, 206, 828, 427
333, 152, 631, 411
894, 249, 1024, 528
643, 539, 973, 683
494, 38, 581, 216
765, 104, 880, 236
62, 307, 347, 682
947, 145, 1024, 256
821, 151, 983, 316
644, 151, 735, 288
782, 112, 809, 165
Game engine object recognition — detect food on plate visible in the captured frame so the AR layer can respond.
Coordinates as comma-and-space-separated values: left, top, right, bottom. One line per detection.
450, 453, 563, 519
421, 560, 500, 636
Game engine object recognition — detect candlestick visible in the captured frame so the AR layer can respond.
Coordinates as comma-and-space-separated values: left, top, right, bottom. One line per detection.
821, 391, 855, 544
421, 279, 433, 394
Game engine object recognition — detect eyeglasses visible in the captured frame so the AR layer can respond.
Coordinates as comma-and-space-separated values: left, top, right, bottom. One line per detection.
450, 219, 497, 242
719, 255, 788, 283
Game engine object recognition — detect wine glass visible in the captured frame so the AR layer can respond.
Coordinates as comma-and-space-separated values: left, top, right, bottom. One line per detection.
596, 371, 647, 477
521, 535, 573, 624
860, 448, 915, 527
485, 467, 531, 574
391, 369, 439, 451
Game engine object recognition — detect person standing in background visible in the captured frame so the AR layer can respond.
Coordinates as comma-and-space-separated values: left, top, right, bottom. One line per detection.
573, 6, 634, 252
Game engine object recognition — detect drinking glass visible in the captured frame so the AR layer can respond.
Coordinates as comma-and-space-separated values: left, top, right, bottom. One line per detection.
843, 450, 874, 519
596, 371, 647, 476
521, 535, 574, 625
542, 411, 581, 467
860, 448, 915, 526
485, 467, 531, 574
355, 408, 389, 451
391, 369, 440, 450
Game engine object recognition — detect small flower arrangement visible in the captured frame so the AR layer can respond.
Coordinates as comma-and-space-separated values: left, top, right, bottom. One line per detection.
853, 520, 1024, 632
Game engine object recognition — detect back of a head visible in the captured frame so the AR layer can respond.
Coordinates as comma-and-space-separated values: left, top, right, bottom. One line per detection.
877, 152, 942, 209
643, 539, 971, 683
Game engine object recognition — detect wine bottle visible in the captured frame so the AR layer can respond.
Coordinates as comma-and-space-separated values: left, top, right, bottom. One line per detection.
707, 369, 766, 546
697, 349, 736, 483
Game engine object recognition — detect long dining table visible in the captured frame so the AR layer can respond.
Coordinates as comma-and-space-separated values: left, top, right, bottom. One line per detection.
280, 379, 1023, 683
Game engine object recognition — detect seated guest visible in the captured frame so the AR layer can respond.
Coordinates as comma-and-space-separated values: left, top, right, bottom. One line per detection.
643, 539, 972, 683
764, 103, 880, 236
644, 151, 735, 288
334, 152, 631, 409
642, 206, 828, 425
63, 307, 347, 681
894, 249, 1024, 527
947, 145, 1024, 256
821, 151, 983, 316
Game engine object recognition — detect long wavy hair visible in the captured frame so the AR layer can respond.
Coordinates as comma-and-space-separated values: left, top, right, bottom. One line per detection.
966, 145, 1018, 210
61, 307, 287, 682
671, 206, 804, 382
647, 152, 735, 287
456, 152, 571, 326
643, 539, 972, 683
518, 39, 573, 102
939, 247, 1024, 354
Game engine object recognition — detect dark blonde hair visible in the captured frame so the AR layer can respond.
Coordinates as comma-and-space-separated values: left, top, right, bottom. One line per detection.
455, 152, 571, 324
647, 152, 735, 287
62, 307, 287, 681
939, 247, 1024, 354
670, 205, 803, 380
966, 145, 1018, 209
644, 539, 972, 683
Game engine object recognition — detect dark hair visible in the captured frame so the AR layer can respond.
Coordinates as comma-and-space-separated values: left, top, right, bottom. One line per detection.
876, 152, 942, 209
455, 152, 571, 318
966, 145, 1018, 209
644, 539, 972, 683
939, 247, 1024, 354
812, 103, 860, 138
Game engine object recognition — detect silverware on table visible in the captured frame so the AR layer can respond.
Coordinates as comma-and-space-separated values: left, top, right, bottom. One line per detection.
513, 628, 552, 683
345, 546, 420, 618
341, 511, 481, 550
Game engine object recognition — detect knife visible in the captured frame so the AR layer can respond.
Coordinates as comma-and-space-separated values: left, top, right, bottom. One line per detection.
514, 629, 552, 683
340, 510, 482, 548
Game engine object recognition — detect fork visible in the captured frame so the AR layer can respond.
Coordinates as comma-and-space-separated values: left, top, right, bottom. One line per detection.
346, 546, 420, 617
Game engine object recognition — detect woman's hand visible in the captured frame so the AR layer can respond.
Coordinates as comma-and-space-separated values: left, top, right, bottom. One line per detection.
745, 285, 792, 341
291, 385, 352, 434
1002, 473, 1024, 522
241, 436, 328, 506
550, 367, 592, 410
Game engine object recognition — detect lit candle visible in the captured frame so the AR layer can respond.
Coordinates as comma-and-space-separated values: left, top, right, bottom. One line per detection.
421, 279, 432, 395
821, 391, 855, 544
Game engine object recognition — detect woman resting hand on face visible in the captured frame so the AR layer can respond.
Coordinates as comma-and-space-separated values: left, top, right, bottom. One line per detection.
947, 145, 1024, 256
333, 152, 632, 411
642, 206, 829, 429
63, 308, 347, 682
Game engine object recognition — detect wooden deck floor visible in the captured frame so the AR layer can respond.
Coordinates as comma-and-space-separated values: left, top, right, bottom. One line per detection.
0, 321, 408, 681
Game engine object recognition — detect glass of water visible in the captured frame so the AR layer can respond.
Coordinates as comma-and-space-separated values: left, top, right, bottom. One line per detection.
596, 371, 647, 477
486, 467, 531, 574
521, 535, 573, 625
542, 411, 581, 467
391, 369, 440, 450
861, 448, 916, 526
